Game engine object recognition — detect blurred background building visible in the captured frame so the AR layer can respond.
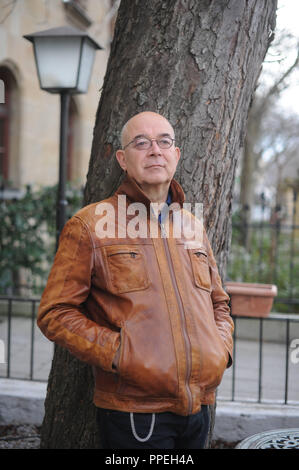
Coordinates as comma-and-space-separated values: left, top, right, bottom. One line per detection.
0, 0, 118, 195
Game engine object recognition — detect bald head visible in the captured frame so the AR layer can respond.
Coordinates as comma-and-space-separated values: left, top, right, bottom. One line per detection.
120, 111, 175, 148
115, 111, 180, 201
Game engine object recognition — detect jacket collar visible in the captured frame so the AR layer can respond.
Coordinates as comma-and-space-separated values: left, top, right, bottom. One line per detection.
115, 174, 185, 211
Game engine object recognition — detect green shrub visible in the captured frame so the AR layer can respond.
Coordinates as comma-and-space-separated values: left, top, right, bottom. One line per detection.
0, 184, 83, 295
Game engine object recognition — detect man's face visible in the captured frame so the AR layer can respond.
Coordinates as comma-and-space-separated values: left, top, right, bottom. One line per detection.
116, 112, 180, 188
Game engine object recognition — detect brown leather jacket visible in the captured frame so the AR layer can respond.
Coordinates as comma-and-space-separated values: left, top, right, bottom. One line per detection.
37, 176, 233, 416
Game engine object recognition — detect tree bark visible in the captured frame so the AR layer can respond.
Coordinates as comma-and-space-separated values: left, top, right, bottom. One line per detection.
40, 0, 277, 449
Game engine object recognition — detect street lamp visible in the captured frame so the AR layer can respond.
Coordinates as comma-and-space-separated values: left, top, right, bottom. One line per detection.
24, 26, 102, 247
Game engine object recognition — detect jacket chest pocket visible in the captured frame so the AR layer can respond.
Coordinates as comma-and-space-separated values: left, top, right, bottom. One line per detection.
103, 245, 150, 294
188, 248, 211, 292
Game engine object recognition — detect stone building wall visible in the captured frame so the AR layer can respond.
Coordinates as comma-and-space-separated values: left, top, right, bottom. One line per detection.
0, 0, 115, 190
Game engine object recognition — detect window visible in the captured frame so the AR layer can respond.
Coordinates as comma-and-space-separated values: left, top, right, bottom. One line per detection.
0, 67, 11, 186
73, 0, 88, 9
0, 66, 20, 192
63, 0, 92, 27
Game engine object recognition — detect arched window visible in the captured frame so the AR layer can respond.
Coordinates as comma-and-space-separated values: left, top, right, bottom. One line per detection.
0, 66, 19, 190
0, 67, 11, 186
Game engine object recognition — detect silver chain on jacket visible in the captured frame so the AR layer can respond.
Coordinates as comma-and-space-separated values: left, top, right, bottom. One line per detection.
130, 413, 156, 442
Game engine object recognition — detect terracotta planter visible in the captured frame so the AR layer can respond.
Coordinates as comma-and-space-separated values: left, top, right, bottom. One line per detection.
224, 281, 277, 317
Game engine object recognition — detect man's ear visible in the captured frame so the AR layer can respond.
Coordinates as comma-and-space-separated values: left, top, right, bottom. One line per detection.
175, 146, 181, 164
116, 149, 127, 171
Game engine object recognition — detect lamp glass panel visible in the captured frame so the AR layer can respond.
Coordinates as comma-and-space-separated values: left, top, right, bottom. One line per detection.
76, 39, 96, 93
34, 37, 82, 89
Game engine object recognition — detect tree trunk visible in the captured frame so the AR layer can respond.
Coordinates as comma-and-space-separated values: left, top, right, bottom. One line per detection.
40, 0, 277, 449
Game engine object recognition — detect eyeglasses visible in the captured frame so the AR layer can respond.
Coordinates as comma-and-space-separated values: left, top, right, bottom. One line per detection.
123, 136, 175, 151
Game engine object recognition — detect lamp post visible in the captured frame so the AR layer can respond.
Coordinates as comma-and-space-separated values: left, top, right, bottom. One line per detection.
24, 26, 102, 247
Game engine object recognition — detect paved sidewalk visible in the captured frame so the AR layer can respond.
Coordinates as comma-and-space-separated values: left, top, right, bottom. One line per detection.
0, 316, 53, 381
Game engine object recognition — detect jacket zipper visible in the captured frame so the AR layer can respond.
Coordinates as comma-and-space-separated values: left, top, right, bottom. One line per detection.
108, 251, 138, 258
160, 222, 193, 415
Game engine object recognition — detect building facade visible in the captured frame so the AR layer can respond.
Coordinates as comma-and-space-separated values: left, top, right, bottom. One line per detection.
0, 0, 117, 193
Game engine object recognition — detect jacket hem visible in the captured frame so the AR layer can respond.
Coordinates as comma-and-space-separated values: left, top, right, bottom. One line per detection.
93, 391, 194, 415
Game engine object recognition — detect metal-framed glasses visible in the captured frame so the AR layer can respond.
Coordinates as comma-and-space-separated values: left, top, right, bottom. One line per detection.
123, 136, 175, 151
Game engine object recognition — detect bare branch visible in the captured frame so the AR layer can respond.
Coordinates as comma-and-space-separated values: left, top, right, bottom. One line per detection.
256, 40, 299, 113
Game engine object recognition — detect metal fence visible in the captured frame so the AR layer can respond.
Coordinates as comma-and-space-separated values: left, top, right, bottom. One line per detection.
218, 314, 299, 405
0, 296, 53, 382
0, 296, 298, 405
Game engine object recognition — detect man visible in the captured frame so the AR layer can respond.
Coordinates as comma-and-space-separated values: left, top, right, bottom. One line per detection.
37, 111, 234, 449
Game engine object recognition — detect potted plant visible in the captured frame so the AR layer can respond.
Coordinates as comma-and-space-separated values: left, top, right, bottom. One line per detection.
224, 281, 277, 317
